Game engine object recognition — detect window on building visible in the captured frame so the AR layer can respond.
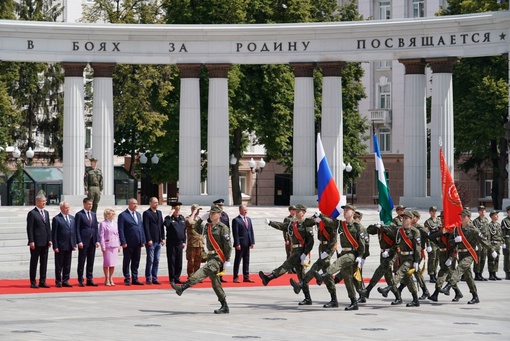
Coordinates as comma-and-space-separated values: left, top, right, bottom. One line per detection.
379, 83, 391, 109
377, 60, 392, 69
411, 0, 425, 18
379, 1, 391, 20
85, 126, 91, 149
482, 173, 493, 198
239, 174, 247, 195
378, 128, 391, 153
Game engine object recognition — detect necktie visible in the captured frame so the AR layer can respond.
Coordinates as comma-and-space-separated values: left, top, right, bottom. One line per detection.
65, 215, 69, 225
40, 210, 46, 222
132, 211, 138, 224
243, 216, 248, 230
87, 211, 91, 223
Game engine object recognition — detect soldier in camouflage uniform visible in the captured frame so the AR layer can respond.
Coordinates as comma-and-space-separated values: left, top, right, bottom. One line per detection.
283, 206, 297, 274
313, 204, 366, 311
408, 210, 430, 299
377, 210, 422, 307
84, 158, 103, 213
424, 206, 441, 283
391, 205, 406, 226
440, 208, 497, 304
487, 211, 503, 280
185, 204, 204, 278
501, 206, 510, 280
259, 204, 315, 306
171, 205, 232, 314
472, 205, 490, 281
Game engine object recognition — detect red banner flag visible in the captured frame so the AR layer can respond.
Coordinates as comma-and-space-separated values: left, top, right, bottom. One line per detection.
440, 148, 463, 232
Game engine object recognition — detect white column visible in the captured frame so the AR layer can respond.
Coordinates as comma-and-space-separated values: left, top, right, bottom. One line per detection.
290, 63, 316, 206
399, 59, 428, 207
319, 62, 346, 195
177, 64, 203, 204
61, 62, 87, 206
206, 64, 231, 204
90, 63, 116, 206
429, 58, 457, 200
503, 55, 510, 210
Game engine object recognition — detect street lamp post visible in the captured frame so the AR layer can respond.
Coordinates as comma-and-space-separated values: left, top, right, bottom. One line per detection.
139, 152, 159, 205
249, 157, 266, 206
11, 147, 34, 205
345, 162, 354, 204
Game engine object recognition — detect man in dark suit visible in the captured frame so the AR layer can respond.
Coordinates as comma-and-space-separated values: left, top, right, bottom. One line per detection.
76, 197, 100, 286
118, 198, 146, 285
232, 205, 255, 283
26, 194, 52, 288
52, 201, 77, 287
143, 197, 165, 285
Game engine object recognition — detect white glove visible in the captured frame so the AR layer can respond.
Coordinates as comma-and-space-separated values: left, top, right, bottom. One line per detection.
313, 210, 321, 218
374, 222, 382, 228
314, 217, 321, 223
382, 250, 390, 258
413, 262, 419, 272
445, 258, 452, 267
475, 245, 478, 251
320, 251, 329, 259
491, 251, 498, 259
503, 243, 507, 249
360, 258, 366, 267
264, 218, 270, 225
426, 246, 432, 253
300, 253, 307, 265
201, 213, 209, 221
355, 257, 363, 269
454, 236, 462, 243
224, 261, 231, 267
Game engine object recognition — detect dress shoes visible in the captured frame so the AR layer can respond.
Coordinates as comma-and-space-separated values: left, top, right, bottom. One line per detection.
132, 280, 144, 285
233, 278, 240, 283
62, 282, 73, 288
30, 283, 39, 289
56, 282, 62, 288
39, 282, 50, 288
145, 281, 153, 285
124, 281, 131, 286
86, 281, 98, 287
174, 279, 183, 284
243, 278, 255, 283
78, 281, 85, 287
220, 277, 227, 283
152, 280, 162, 285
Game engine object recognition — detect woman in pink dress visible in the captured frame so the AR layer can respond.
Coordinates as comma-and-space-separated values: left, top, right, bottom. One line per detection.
99, 208, 120, 286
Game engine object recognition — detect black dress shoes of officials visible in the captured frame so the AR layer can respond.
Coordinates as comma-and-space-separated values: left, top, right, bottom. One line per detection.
39, 282, 50, 288
86, 281, 99, 287
132, 280, 144, 285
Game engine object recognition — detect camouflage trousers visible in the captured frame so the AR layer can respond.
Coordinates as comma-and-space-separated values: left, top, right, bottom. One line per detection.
87, 186, 101, 213
186, 257, 226, 302
302, 249, 336, 294
325, 252, 356, 299
186, 246, 203, 277
391, 258, 417, 294
450, 255, 477, 294
435, 251, 455, 289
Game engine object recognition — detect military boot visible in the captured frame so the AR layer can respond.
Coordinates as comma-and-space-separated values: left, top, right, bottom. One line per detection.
452, 287, 463, 302
467, 293, 480, 304
345, 297, 358, 311
323, 292, 339, 308
390, 288, 403, 305
171, 281, 190, 296
429, 274, 437, 283
506, 272, 510, 280
313, 271, 327, 286
298, 290, 312, 305
358, 283, 373, 299
214, 299, 229, 314
427, 288, 440, 302
479, 273, 488, 281
489, 272, 497, 281
439, 283, 451, 296
290, 278, 303, 294
406, 292, 420, 307
334, 274, 343, 284
494, 272, 502, 280
419, 287, 430, 300
398, 283, 405, 294
377, 285, 391, 298
258, 271, 275, 286
357, 296, 367, 303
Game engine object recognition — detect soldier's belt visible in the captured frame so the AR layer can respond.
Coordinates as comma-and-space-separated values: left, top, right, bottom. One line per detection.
458, 248, 468, 252
322, 241, 329, 245
439, 248, 447, 252
291, 244, 303, 249
400, 251, 413, 255
208, 250, 217, 254
341, 247, 353, 251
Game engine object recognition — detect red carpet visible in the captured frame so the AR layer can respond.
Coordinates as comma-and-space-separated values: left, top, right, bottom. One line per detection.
2, 274, 360, 295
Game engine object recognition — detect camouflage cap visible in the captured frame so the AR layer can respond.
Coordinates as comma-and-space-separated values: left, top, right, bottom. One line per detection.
294, 204, 307, 212
489, 210, 499, 217
354, 211, 363, 219
191, 204, 200, 211
477, 205, 486, 211
402, 210, 414, 219
89, 157, 98, 162
208, 205, 222, 213
395, 205, 406, 211
429, 206, 438, 211
460, 208, 472, 217
411, 210, 421, 218
288, 205, 297, 211
341, 204, 357, 211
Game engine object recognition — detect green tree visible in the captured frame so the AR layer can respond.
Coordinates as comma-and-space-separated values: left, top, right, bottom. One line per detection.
440, 0, 509, 208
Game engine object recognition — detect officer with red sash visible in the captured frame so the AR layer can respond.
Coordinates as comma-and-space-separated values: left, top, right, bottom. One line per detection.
259, 204, 315, 306
439, 208, 497, 304
171, 205, 232, 314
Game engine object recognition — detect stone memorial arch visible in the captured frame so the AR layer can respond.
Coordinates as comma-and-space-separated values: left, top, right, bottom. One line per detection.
1, 11, 509, 207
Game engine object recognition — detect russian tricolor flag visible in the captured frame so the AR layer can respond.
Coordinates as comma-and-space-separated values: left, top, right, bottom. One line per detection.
317, 133, 342, 219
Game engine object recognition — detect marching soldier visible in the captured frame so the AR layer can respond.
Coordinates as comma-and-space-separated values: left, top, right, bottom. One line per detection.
259, 204, 315, 306
424, 206, 441, 283
502, 206, 510, 280
408, 210, 430, 300
377, 210, 422, 307
391, 205, 406, 226
84, 158, 103, 213
440, 208, 498, 304
171, 205, 232, 314
472, 205, 490, 281
312, 204, 366, 311
487, 211, 503, 280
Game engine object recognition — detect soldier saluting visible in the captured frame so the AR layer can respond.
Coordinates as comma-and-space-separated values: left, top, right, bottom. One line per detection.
84, 157, 103, 213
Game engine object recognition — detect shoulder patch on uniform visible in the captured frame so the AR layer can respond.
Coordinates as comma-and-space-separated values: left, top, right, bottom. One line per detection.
224, 234, 230, 241
478, 232, 484, 238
